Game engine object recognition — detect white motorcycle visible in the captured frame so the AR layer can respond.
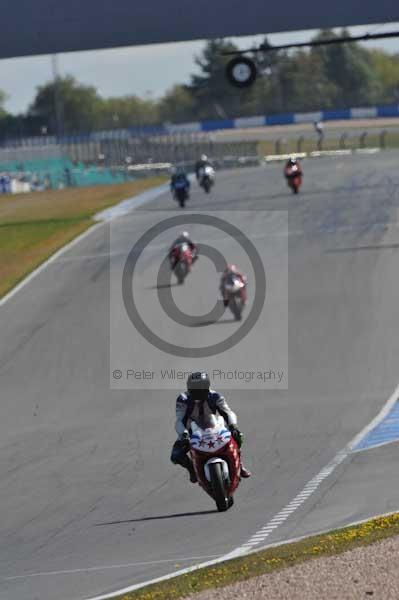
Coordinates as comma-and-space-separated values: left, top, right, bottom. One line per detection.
198, 165, 215, 194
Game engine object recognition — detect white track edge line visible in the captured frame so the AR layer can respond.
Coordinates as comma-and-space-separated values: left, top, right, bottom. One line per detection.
0, 184, 168, 308
2, 555, 221, 582
86, 383, 399, 599
86, 508, 399, 600
85, 554, 242, 600
0, 222, 105, 307
229, 384, 399, 556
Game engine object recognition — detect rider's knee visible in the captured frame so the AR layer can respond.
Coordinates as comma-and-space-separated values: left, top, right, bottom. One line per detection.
170, 445, 183, 465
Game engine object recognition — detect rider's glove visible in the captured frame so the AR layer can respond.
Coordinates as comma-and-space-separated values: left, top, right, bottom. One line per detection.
229, 426, 244, 448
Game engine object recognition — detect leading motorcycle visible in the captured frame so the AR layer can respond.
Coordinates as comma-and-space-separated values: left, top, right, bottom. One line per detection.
190, 415, 241, 512
285, 165, 302, 194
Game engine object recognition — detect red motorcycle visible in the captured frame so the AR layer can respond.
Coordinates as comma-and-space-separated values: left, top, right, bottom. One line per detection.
285, 165, 302, 194
170, 242, 193, 285
223, 275, 247, 321
189, 414, 241, 512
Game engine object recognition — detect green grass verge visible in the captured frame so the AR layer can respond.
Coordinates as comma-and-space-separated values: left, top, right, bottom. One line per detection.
0, 177, 166, 298
115, 513, 399, 600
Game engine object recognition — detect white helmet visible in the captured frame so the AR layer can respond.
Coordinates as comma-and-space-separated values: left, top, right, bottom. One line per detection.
201, 154, 208, 162
224, 264, 238, 275
181, 231, 189, 240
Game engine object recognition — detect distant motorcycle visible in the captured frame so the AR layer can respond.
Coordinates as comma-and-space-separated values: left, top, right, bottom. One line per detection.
285, 165, 302, 194
170, 242, 194, 284
223, 276, 247, 321
173, 180, 190, 207
199, 166, 215, 194
190, 415, 241, 512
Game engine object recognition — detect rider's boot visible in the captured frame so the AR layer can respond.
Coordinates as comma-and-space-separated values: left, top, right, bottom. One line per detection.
240, 462, 252, 478
181, 454, 198, 483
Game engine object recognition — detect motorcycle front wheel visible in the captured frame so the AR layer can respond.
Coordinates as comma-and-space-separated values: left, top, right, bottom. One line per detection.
229, 297, 243, 321
209, 462, 229, 512
175, 263, 186, 285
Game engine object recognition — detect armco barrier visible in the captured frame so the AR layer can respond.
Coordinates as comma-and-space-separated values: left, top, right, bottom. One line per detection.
2, 104, 399, 150
265, 113, 294, 126
322, 109, 351, 120
201, 119, 235, 131
377, 105, 399, 117
177, 104, 398, 134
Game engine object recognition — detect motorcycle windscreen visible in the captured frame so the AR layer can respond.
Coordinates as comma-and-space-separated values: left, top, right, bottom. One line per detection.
191, 413, 224, 432
224, 274, 243, 292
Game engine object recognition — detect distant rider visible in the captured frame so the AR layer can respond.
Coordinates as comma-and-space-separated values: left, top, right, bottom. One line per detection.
169, 231, 198, 269
195, 154, 213, 181
314, 120, 324, 148
170, 371, 251, 482
170, 167, 190, 195
284, 156, 303, 181
220, 264, 247, 307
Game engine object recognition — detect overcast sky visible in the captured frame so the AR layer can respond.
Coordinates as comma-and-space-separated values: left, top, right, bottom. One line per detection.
1, 22, 399, 115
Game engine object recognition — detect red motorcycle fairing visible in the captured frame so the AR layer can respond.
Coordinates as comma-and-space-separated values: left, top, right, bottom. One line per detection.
289, 174, 302, 190
285, 166, 303, 193
222, 276, 247, 321
170, 243, 193, 272
191, 437, 241, 499
171, 244, 193, 267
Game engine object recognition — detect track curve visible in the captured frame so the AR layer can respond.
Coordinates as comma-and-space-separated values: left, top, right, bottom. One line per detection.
1, 153, 399, 600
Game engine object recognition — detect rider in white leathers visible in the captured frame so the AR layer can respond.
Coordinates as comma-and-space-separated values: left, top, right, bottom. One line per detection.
170, 372, 251, 482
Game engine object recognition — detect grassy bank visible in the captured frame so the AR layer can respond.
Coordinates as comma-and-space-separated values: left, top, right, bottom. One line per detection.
0, 177, 166, 298
115, 513, 399, 600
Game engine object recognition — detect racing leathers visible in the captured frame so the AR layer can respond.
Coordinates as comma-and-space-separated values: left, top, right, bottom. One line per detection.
195, 159, 213, 180
220, 270, 247, 307
284, 160, 303, 180
169, 236, 198, 268
170, 390, 251, 482
170, 172, 190, 194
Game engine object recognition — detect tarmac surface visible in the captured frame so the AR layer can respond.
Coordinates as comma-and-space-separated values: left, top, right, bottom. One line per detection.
1, 152, 399, 600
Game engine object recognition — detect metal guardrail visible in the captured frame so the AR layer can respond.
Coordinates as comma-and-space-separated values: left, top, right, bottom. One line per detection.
0, 128, 393, 193
266, 129, 393, 158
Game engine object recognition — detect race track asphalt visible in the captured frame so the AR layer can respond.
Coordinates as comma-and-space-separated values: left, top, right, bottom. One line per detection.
1, 151, 399, 600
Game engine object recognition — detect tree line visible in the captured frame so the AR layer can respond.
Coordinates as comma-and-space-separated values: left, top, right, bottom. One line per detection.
1, 29, 399, 138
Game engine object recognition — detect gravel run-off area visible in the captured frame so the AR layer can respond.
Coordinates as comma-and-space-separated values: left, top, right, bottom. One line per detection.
183, 535, 399, 600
